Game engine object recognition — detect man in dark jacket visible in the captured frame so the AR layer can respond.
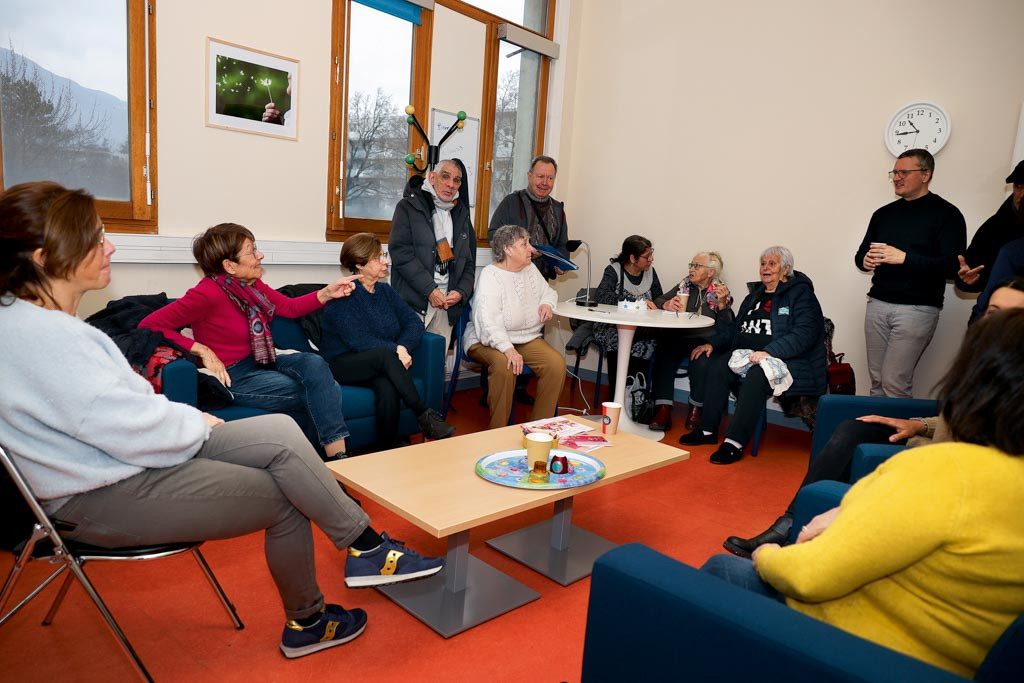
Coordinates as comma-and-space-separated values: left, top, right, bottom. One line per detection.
488, 155, 569, 281
956, 160, 1024, 321
680, 247, 827, 464
389, 159, 476, 348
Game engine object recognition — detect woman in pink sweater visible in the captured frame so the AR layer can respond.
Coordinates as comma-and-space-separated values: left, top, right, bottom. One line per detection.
140, 223, 359, 459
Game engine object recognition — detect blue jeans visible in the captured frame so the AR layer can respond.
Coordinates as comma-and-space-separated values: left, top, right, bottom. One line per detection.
227, 353, 349, 447
700, 553, 786, 602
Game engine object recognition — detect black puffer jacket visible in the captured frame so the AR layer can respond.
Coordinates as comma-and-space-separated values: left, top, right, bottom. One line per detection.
706, 270, 827, 397
388, 169, 476, 325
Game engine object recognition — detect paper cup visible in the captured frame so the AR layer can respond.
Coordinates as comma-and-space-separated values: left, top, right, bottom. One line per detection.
522, 430, 559, 449
602, 402, 622, 435
525, 432, 553, 474
678, 293, 689, 312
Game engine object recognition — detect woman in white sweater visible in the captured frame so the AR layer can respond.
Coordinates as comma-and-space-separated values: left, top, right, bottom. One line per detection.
465, 225, 566, 428
0, 182, 443, 660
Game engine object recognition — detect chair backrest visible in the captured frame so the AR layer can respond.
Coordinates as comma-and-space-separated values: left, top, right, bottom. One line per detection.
0, 444, 57, 552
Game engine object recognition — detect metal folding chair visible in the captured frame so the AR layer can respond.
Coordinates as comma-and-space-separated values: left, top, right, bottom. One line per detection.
0, 444, 244, 682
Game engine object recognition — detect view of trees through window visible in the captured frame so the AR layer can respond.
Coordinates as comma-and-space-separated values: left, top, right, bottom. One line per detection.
0, 1, 131, 201
489, 40, 541, 221
343, 3, 413, 221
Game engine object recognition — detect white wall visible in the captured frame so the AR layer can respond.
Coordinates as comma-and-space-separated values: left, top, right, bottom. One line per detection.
552, 0, 1024, 399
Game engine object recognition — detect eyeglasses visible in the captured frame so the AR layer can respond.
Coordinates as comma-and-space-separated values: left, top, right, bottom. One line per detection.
639, 250, 655, 261
96, 224, 105, 246
888, 169, 925, 179
688, 262, 709, 269
376, 252, 389, 263
236, 244, 260, 259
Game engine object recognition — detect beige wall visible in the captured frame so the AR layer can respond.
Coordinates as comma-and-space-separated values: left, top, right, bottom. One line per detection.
553, 0, 1024, 398
156, 0, 334, 240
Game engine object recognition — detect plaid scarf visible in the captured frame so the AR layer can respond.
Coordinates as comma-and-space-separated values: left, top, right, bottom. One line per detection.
210, 274, 277, 366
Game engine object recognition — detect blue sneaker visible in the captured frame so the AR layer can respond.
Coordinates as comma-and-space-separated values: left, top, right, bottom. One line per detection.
279, 604, 367, 659
344, 533, 444, 588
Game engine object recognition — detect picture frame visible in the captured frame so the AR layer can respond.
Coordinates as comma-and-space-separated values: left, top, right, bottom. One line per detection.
205, 37, 299, 141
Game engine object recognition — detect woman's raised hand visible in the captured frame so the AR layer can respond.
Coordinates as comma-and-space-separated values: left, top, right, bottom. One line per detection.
320, 274, 363, 302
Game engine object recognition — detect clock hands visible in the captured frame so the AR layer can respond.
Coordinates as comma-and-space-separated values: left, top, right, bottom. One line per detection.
895, 131, 916, 136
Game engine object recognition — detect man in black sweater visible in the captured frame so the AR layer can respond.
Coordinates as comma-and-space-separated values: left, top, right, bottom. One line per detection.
855, 148, 966, 398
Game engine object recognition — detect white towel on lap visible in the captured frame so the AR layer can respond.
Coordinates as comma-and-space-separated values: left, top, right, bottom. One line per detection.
728, 349, 793, 397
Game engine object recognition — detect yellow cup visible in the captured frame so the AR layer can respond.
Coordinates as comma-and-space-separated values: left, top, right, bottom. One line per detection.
524, 432, 553, 480
522, 430, 559, 449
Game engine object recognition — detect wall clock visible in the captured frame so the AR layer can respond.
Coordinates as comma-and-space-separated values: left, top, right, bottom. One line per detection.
885, 102, 951, 156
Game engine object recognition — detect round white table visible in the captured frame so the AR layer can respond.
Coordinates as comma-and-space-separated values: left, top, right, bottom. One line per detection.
554, 301, 714, 439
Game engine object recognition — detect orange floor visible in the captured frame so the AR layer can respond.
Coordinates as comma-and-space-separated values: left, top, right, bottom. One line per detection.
0, 380, 811, 682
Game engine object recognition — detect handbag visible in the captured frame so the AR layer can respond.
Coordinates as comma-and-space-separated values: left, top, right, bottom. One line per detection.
824, 317, 856, 395
626, 372, 656, 424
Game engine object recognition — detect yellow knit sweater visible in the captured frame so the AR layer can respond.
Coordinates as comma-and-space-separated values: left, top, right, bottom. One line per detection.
757, 442, 1024, 677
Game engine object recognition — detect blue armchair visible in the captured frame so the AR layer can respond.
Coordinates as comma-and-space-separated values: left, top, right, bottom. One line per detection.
582, 479, 1024, 682
162, 316, 444, 452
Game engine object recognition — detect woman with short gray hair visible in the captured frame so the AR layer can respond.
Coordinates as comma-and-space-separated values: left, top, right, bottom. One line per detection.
464, 225, 566, 428
680, 246, 827, 464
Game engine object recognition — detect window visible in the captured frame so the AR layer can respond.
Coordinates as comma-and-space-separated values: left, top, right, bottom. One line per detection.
461, 0, 549, 35
0, 0, 157, 231
327, 0, 430, 239
487, 39, 542, 223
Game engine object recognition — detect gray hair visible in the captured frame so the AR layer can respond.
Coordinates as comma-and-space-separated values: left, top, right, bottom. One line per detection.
694, 251, 724, 278
491, 225, 530, 262
760, 245, 794, 274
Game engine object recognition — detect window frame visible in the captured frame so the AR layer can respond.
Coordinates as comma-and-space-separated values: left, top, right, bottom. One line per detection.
325, 0, 555, 244
326, 0, 432, 241
0, 0, 158, 233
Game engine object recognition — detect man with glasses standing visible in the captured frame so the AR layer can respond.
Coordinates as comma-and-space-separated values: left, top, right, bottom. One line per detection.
855, 148, 966, 397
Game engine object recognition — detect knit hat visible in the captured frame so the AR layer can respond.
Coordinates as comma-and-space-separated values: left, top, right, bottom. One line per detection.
1007, 161, 1024, 185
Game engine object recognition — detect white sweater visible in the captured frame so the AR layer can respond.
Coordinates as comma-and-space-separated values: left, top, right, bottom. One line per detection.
464, 264, 559, 353
0, 297, 210, 511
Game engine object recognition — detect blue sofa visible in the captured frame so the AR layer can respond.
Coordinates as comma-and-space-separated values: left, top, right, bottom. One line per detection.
582, 438, 1024, 682
161, 315, 444, 452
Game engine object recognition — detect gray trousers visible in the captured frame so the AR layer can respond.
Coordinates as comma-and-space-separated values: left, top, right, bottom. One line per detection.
863, 297, 940, 398
52, 414, 370, 621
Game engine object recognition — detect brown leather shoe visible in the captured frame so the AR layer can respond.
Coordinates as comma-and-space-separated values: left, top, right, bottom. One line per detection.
685, 404, 703, 431
647, 404, 672, 431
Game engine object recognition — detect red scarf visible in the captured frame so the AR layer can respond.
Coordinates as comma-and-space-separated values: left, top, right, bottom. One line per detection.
210, 274, 277, 366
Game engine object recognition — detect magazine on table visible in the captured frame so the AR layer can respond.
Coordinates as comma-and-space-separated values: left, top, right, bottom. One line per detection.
558, 434, 613, 453
520, 416, 593, 438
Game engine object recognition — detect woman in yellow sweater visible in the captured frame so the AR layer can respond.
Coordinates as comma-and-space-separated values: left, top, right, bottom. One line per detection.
704, 308, 1024, 678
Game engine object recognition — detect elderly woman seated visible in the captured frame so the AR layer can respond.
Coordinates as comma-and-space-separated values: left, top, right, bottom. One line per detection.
319, 232, 455, 450
702, 308, 1024, 679
465, 225, 567, 429
680, 246, 826, 464
648, 250, 735, 432
140, 223, 359, 460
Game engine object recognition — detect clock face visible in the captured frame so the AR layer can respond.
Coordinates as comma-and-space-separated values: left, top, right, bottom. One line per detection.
885, 102, 951, 156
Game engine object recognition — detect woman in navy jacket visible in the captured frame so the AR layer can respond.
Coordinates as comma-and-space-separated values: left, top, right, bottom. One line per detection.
680, 246, 826, 464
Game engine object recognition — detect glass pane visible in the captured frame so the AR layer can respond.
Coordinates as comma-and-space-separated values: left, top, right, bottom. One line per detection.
489, 40, 540, 223
463, 0, 549, 34
344, 3, 413, 221
0, 0, 131, 201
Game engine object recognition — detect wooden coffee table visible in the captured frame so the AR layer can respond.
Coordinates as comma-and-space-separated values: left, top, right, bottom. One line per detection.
327, 417, 688, 637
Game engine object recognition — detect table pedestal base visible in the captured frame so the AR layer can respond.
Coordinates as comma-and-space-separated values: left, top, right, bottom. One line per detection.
378, 530, 539, 638
486, 498, 618, 586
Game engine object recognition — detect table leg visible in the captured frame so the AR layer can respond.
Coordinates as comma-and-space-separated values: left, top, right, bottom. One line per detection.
376, 529, 539, 638
486, 497, 619, 586
613, 323, 662, 439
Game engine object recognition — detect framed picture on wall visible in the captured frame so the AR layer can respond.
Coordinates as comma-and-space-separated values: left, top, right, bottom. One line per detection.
205, 38, 299, 141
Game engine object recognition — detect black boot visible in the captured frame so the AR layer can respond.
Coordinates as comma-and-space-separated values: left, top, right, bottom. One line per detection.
418, 408, 456, 440
722, 513, 793, 559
